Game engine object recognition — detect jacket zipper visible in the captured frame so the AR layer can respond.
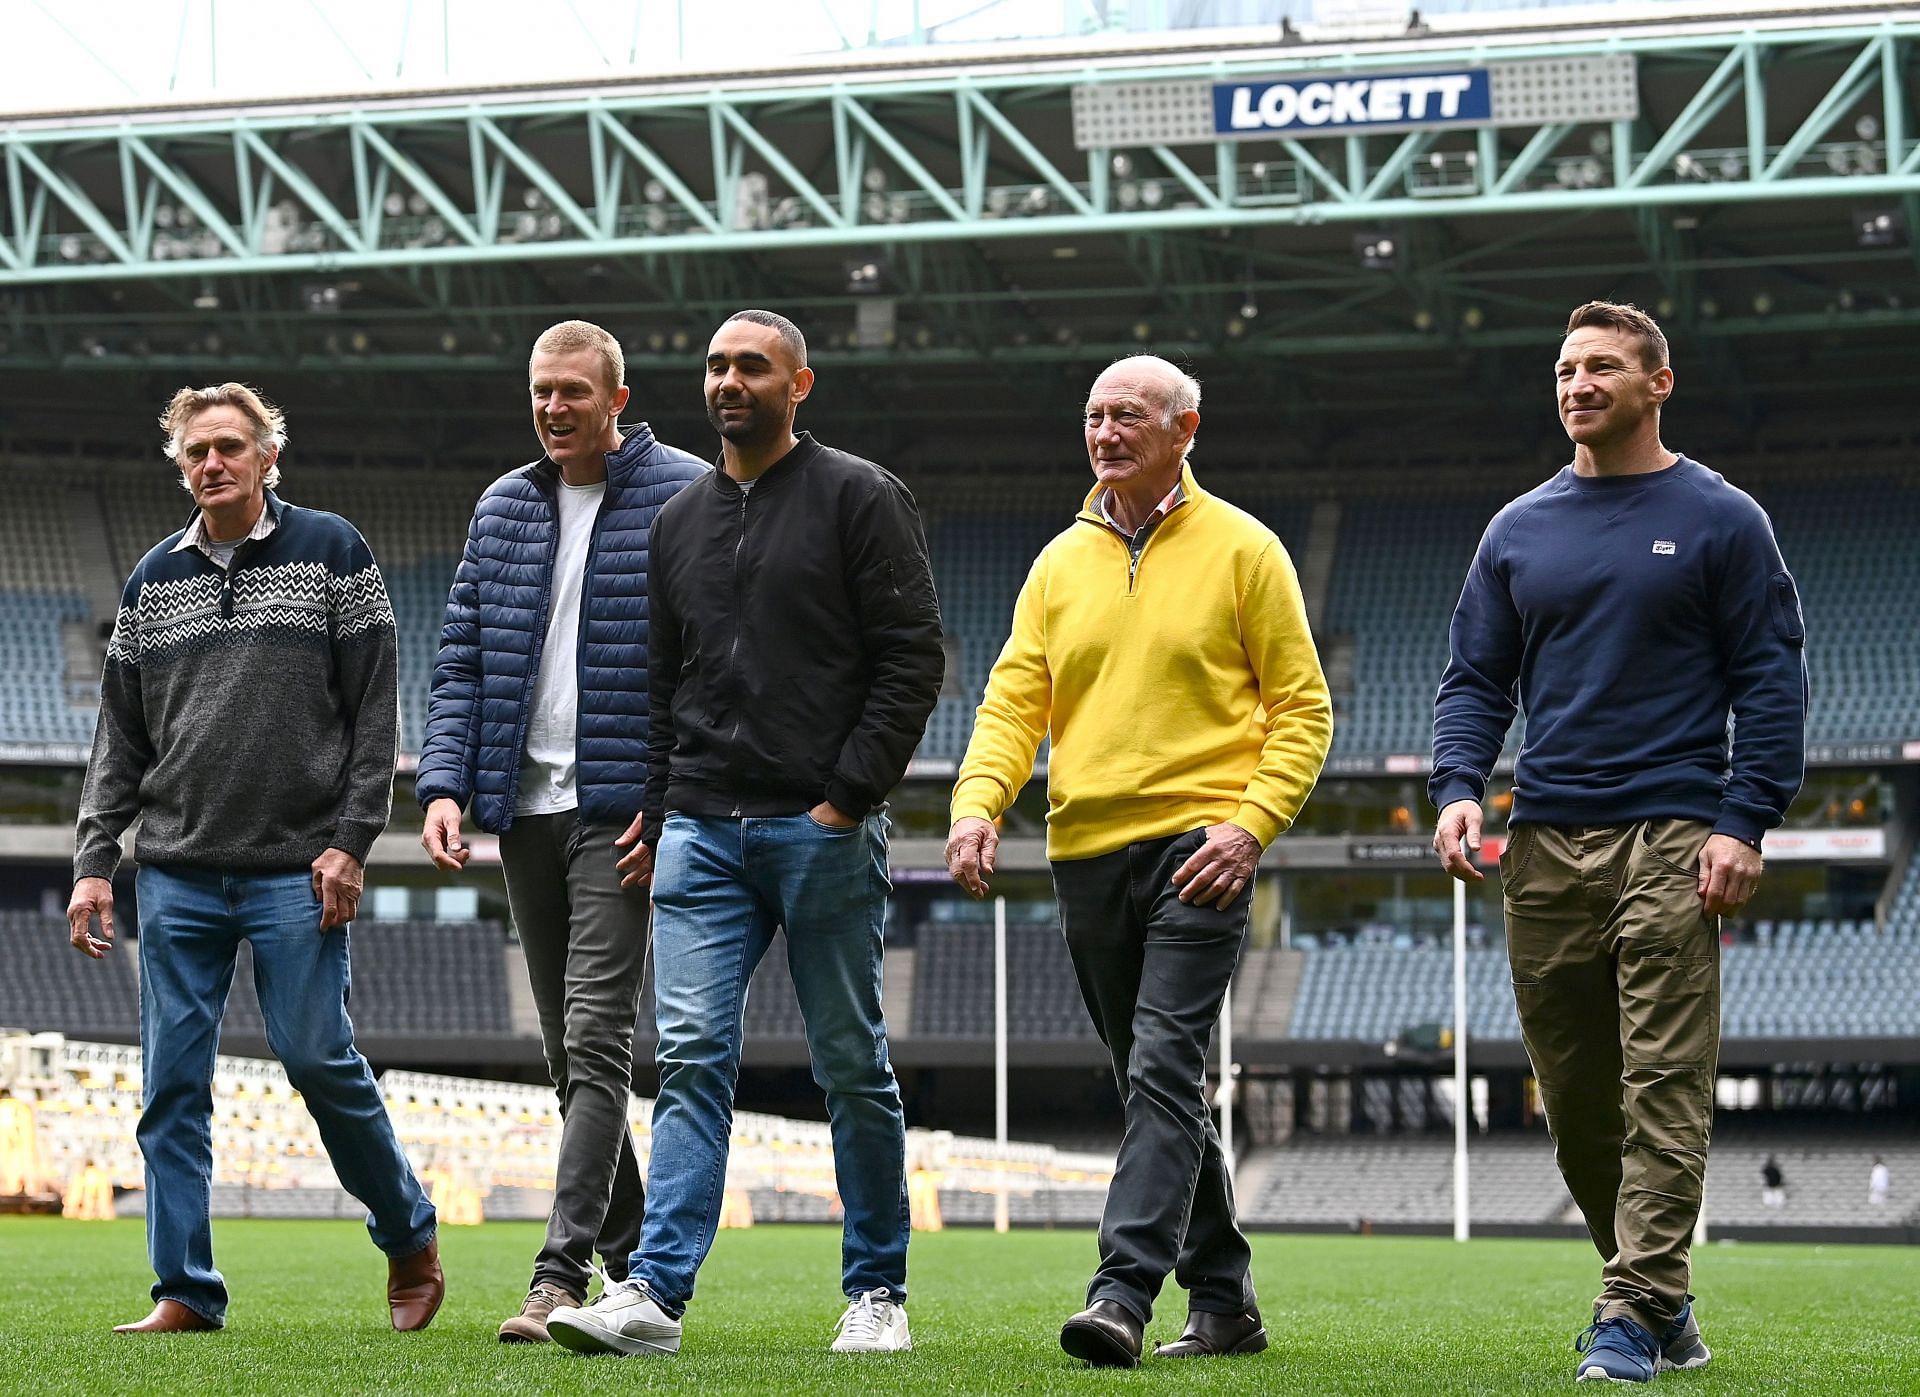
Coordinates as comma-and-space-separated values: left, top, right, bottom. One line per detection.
725, 486, 749, 817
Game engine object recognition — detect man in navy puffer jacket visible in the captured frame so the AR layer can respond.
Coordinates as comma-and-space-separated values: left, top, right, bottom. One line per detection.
416, 320, 703, 1341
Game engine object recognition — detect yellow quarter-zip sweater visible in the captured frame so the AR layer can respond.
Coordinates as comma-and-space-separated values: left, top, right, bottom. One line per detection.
951, 464, 1334, 860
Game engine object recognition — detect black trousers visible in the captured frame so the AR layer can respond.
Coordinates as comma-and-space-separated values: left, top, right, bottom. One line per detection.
498, 809, 650, 1298
1051, 827, 1256, 1325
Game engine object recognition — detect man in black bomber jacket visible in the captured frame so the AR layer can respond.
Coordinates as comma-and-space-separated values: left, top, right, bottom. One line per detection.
548, 309, 943, 1360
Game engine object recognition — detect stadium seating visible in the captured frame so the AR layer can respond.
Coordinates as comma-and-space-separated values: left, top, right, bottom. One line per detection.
5, 1032, 1113, 1228
4, 460, 1915, 760
0, 913, 512, 1041
910, 916, 1097, 1039
1242, 1125, 1920, 1229
0, 911, 139, 1039
1285, 923, 1920, 1041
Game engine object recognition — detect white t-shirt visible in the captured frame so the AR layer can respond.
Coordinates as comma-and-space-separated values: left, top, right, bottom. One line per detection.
516, 478, 605, 815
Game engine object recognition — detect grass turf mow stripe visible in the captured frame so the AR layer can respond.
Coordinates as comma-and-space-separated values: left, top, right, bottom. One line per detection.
0, 1220, 1916, 1394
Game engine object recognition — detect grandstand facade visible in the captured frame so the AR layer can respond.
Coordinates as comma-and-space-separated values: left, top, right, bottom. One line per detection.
2, 0, 1916, 1235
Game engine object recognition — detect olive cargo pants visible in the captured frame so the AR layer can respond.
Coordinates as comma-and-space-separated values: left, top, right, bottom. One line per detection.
1501, 817, 1721, 1334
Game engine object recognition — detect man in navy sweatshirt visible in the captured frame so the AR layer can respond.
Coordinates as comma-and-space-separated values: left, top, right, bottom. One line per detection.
1430, 302, 1807, 1385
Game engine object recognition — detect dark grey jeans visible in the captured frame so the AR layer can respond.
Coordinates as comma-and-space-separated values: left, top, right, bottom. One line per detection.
498, 809, 650, 1298
1051, 827, 1255, 1326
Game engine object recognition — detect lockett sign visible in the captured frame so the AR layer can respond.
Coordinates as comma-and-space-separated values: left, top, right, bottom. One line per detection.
1214, 69, 1491, 135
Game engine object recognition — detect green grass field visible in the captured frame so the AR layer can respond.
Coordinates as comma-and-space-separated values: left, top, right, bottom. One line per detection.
2, 1218, 1916, 1394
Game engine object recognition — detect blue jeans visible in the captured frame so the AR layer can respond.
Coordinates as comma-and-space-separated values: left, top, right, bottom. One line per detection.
632, 812, 907, 1313
135, 865, 437, 1325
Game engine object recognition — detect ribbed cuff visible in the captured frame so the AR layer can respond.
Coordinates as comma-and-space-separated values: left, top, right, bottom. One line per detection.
328, 824, 379, 864
1429, 777, 1484, 815
949, 775, 1007, 827
1712, 810, 1768, 849
1228, 803, 1283, 849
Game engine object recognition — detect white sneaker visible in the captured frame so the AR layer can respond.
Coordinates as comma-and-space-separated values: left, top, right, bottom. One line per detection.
831, 1289, 911, 1353
547, 1280, 682, 1357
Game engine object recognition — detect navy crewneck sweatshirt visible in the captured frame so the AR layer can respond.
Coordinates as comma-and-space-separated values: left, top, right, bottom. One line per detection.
1429, 456, 1808, 846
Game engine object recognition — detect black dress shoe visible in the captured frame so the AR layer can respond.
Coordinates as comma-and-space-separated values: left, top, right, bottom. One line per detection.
1154, 1307, 1269, 1358
1061, 1299, 1144, 1368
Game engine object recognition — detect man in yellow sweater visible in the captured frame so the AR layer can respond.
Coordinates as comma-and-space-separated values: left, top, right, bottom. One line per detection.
945, 356, 1332, 1367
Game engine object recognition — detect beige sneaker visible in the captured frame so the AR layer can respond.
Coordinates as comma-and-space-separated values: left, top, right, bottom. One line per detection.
498, 1283, 582, 1344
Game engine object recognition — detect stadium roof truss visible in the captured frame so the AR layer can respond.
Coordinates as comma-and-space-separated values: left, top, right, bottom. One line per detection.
1, 14, 1917, 370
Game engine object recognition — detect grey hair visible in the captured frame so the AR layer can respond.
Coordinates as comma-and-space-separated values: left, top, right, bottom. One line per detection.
160, 382, 286, 489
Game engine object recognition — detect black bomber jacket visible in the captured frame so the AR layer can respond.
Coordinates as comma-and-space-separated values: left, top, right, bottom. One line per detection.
641, 433, 945, 842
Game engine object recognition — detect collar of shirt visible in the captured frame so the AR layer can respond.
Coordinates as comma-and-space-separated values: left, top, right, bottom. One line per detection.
171, 499, 278, 563
1097, 479, 1186, 542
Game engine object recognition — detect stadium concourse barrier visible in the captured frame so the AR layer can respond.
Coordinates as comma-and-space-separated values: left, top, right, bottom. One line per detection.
0, 1030, 1114, 1229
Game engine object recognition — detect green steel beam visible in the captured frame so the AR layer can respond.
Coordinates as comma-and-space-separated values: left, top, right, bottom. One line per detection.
2, 19, 1918, 288
1762, 34, 1887, 180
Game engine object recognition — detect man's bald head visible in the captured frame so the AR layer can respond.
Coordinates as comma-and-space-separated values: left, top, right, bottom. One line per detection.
1092, 356, 1202, 422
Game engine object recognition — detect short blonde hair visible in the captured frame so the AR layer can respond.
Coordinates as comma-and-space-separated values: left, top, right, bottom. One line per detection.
160, 383, 286, 489
532, 319, 624, 392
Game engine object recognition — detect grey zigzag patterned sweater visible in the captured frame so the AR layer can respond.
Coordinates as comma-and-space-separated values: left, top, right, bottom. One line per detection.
74, 492, 400, 880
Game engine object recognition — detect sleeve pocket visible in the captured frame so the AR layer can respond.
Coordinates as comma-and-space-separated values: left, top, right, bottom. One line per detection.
1767, 571, 1805, 647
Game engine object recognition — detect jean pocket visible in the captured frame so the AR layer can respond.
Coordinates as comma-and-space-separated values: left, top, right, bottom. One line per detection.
804, 812, 861, 835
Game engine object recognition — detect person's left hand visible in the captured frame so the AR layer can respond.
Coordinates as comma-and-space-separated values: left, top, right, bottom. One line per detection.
1698, 833, 1763, 917
614, 811, 653, 889
311, 848, 364, 931
808, 801, 858, 829
1172, 822, 1262, 909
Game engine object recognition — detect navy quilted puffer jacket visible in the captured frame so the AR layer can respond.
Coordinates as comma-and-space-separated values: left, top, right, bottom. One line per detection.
416, 425, 706, 833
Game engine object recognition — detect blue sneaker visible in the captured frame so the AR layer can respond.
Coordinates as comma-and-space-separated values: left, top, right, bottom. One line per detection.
1574, 1315, 1662, 1384
1659, 1299, 1711, 1372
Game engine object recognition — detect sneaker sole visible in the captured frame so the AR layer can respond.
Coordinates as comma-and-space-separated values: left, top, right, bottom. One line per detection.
831, 1338, 914, 1353
1576, 1365, 1649, 1384
548, 1314, 680, 1358
1659, 1345, 1712, 1372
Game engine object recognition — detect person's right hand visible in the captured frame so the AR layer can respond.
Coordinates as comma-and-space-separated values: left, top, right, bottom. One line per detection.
421, 798, 471, 871
68, 877, 116, 958
1433, 799, 1485, 882
944, 817, 999, 898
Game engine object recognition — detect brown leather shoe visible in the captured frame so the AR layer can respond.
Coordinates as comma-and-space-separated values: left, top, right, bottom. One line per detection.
388, 1238, 445, 1332
113, 1300, 220, 1334
1153, 1307, 1269, 1358
1060, 1298, 1144, 1368
497, 1282, 581, 1344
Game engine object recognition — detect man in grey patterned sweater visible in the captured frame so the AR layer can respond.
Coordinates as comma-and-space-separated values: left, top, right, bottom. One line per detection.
67, 383, 443, 1335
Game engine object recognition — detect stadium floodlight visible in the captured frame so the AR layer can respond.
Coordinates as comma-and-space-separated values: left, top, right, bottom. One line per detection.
1855, 208, 1906, 248
1139, 180, 1164, 208
1752, 293, 1773, 315
301, 283, 341, 314
863, 167, 887, 193
1356, 232, 1396, 270
1132, 321, 1152, 341
845, 256, 889, 293
192, 283, 220, 310
1111, 152, 1132, 177
1461, 306, 1485, 330
439, 332, 459, 354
